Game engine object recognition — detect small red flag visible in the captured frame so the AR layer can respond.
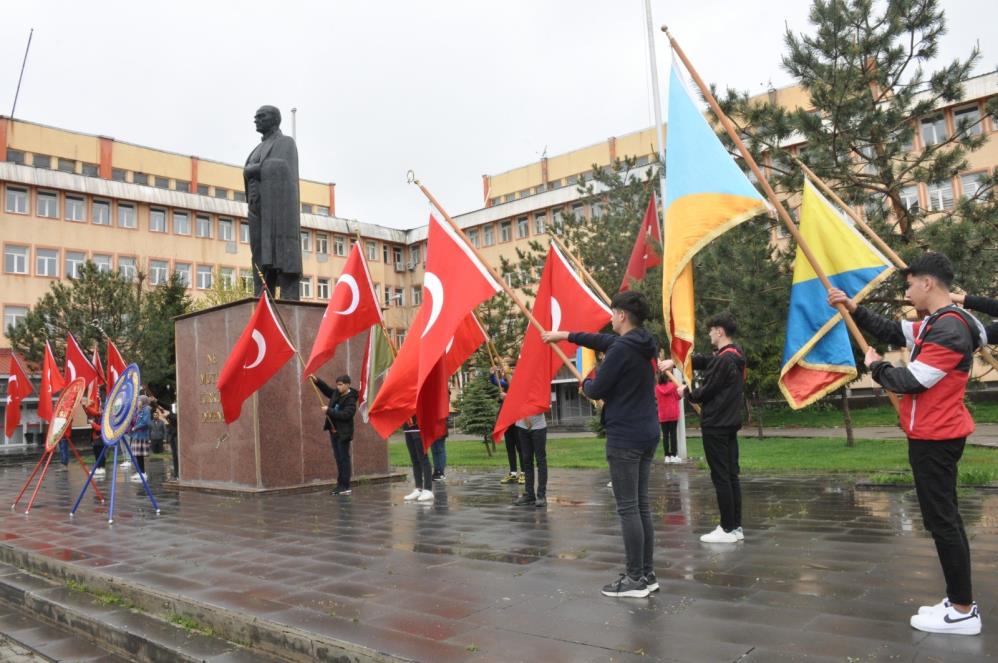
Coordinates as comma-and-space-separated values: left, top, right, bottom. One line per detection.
65, 333, 98, 386
106, 340, 127, 387
620, 192, 662, 292
38, 341, 65, 423
303, 242, 382, 377
4, 352, 34, 438
91, 347, 106, 387
217, 292, 296, 424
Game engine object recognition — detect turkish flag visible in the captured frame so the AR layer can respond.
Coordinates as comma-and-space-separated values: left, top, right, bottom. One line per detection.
443, 314, 488, 377
217, 292, 296, 423
620, 192, 662, 292
4, 352, 34, 438
493, 243, 611, 442
65, 333, 98, 386
303, 242, 382, 377
106, 340, 127, 387
368, 215, 501, 438
91, 348, 106, 386
38, 341, 65, 423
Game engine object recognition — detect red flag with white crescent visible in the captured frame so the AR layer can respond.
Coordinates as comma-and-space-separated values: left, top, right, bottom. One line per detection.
106, 340, 127, 387
217, 292, 296, 424
4, 352, 34, 438
90, 347, 106, 387
620, 192, 662, 292
64, 333, 98, 386
38, 341, 65, 423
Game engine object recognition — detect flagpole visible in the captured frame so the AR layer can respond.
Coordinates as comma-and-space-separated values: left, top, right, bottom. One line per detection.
661, 26, 901, 414
407, 172, 585, 384
795, 159, 998, 373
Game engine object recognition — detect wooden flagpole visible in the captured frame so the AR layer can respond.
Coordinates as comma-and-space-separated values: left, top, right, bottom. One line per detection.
407, 172, 585, 384
662, 26, 901, 413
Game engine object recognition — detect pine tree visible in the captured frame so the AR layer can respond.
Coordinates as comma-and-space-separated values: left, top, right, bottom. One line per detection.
454, 374, 501, 451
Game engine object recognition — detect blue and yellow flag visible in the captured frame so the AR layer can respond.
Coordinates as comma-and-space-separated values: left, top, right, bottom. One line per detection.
575, 346, 597, 380
779, 180, 895, 408
663, 64, 767, 376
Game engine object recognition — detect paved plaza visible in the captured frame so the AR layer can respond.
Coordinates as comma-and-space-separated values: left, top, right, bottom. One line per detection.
0, 456, 996, 662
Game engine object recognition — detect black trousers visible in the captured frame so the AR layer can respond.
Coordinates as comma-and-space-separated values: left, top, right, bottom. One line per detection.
607, 445, 655, 580
404, 431, 432, 490
505, 426, 523, 473
329, 432, 352, 490
91, 441, 106, 468
518, 427, 548, 499
168, 436, 178, 478
702, 428, 741, 532
660, 421, 678, 457
909, 437, 972, 605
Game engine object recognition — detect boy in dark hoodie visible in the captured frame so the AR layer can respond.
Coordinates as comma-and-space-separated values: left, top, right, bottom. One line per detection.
543, 291, 659, 598
311, 374, 358, 496
662, 311, 745, 544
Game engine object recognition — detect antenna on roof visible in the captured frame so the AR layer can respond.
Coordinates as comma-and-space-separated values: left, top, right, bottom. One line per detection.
10, 28, 34, 118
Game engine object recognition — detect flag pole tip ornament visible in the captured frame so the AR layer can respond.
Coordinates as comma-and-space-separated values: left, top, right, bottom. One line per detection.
406, 170, 418, 185
102, 364, 141, 444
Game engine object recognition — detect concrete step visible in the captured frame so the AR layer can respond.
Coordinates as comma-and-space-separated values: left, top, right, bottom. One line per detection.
0, 562, 286, 663
0, 608, 129, 662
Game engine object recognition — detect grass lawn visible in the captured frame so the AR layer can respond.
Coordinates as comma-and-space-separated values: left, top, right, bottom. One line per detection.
684, 401, 998, 429
391, 436, 998, 485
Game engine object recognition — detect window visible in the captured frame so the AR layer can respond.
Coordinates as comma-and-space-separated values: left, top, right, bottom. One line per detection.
499, 220, 512, 243
552, 207, 564, 234
32, 153, 52, 169
383, 245, 390, 263
960, 172, 987, 200
36, 248, 58, 277
92, 254, 112, 273
534, 212, 546, 234
410, 245, 420, 265
57, 158, 75, 173
155, 175, 170, 188
395, 287, 405, 307
316, 233, 329, 254
299, 277, 312, 298
393, 247, 403, 267
4, 306, 28, 335
517, 217, 529, 238
482, 224, 495, 246
65, 251, 86, 279
37, 191, 59, 218
133, 172, 149, 186
196, 215, 212, 238
300, 231, 311, 252
92, 200, 110, 225
4, 245, 28, 274
214, 187, 229, 200
118, 256, 137, 281
571, 203, 585, 221
118, 203, 136, 228
239, 221, 249, 243
150, 209, 167, 233
591, 201, 604, 218
953, 105, 982, 137
412, 286, 422, 306
468, 229, 480, 247
173, 211, 190, 235
196, 265, 213, 289
219, 267, 235, 289
301, 203, 313, 214
239, 270, 253, 289
334, 235, 346, 256
111, 168, 127, 182
174, 180, 190, 192
926, 179, 954, 211
6, 149, 25, 164
197, 184, 210, 196
899, 185, 920, 211
219, 218, 234, 241
174, 263, 191, 287
397, 331, 406, 346
81, 163, 99, 178
150, 260, 169, 285
316, 205, 330, 216
384, 286, 392, 307
317, 278, 330, 299
5, 187, 28, 214
366, 240, 378, 261
234, 191, 246, 203
920, 115, 948, 147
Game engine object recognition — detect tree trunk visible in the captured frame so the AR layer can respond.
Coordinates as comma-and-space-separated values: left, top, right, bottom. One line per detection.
841, 387, 855, 448
482, 436, 493, 456
753, 396, 764, 439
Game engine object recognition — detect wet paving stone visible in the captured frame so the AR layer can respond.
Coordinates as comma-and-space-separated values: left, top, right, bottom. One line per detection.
0, 458, 996, 661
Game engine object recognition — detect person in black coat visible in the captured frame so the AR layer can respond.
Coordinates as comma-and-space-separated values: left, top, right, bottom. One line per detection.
311, 374, 358, 495
951, 292, 998, 344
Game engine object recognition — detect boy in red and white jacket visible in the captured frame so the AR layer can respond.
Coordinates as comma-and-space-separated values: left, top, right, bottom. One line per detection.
829, 251, 987, 636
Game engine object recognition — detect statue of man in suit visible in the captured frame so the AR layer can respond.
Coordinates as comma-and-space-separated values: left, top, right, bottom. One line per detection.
244, 105, 302, 300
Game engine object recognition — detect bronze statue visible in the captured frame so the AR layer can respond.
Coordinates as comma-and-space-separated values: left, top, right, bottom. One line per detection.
244, 105, 302, 300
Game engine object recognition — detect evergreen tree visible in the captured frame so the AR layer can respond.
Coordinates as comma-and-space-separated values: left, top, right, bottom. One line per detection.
454, 374, 500, 450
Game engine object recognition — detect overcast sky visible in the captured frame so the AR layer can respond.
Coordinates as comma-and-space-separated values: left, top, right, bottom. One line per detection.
1, 1, 993, 229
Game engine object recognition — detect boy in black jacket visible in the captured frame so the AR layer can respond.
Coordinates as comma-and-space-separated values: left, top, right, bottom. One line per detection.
662, 311, 745, 544
543, 291, 660, 598
951, 292, 998, 343
311, 374, 358, 496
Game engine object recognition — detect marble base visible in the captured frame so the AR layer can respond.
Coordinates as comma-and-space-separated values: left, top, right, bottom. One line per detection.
174, 298, 389, 493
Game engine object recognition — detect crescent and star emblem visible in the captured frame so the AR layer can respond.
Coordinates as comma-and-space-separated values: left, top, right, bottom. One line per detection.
333, 274, 360, 316
550, 297, 563, 332
67, 360, 77, 381
421, 272, 444, 339
243, 330, 267, 369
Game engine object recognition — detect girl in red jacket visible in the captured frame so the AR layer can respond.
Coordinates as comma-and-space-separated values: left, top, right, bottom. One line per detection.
655, 373, 681, 463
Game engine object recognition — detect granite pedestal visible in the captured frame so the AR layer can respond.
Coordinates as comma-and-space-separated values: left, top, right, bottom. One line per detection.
174, 298, 389, 493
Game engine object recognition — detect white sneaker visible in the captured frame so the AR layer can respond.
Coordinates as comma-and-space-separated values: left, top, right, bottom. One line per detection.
93, 468, 106, 478
403, 489, 421, 501
910, 603, 981, 635
417, 489, 434, 502
120, 460, 131, 468
606, 480, 613, 488
129, 472, 145, 484
918, 597, 951, 616
733, 527, 744, 541
700, 525, 739, 543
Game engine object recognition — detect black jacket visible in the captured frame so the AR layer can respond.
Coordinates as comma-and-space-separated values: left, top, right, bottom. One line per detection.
963, 295, 998, 344
314, 378, 358, 439
689, 344, 745, 430
568, 328, 660, 448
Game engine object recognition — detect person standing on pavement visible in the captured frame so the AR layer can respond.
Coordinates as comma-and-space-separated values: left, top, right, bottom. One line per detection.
129, 395, 152, 483
83, 395, 105, 478
655, 372, 681, 463
402, 419, 434, 503
543, 290, 659, 599
828, 251, 986, 636
311, 374, 358, 496
491, 362, 525, 485
513, 412, 548, 507
661, 311, 745, 544
950, 292, 998, 343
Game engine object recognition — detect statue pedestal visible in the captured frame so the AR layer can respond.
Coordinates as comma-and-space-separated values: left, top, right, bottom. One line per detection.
174, 298, 390, 493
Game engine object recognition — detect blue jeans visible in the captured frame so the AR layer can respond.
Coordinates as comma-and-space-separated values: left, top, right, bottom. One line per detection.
430, 438, 446, 474
329, 432, 352, 490
58, 439, 70, 465
606, 444, 655, 580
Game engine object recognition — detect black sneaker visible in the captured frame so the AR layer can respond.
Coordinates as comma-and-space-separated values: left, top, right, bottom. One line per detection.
330, 487, 352, 496
432, 472, 445, 481
644, 572, 659, 592
534, 497, 547, 507
601, 574, 649, 598
513, 495, 536, 506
